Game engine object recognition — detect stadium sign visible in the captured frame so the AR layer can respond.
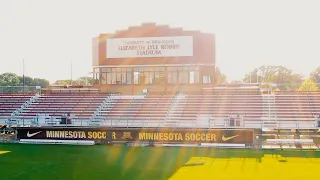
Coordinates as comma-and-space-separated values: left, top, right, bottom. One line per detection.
17, 128, 108, 140
16, 128, 254, 144
110, 129, 254, 144
106, 36, 193, 58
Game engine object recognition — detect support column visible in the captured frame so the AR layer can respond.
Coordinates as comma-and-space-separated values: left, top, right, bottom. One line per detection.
164, 67, 168, 93
131, 67, 134, 95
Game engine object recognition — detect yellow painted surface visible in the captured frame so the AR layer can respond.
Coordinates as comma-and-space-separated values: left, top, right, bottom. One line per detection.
0, 151, 10, 155
169, 155, 320, 180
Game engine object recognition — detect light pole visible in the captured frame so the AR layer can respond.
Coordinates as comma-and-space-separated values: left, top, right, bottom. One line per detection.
88, 72, 93, 86
23, 59, 25, 93
70, 61, 73, 86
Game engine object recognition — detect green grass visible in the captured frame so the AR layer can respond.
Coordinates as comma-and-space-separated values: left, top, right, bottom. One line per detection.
1, 144, 320, 180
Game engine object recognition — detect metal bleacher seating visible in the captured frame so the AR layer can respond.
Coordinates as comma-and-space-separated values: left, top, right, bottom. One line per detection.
260, 133, 320, 150
1, 85, 320, 130
92, 86, 320, 129
2, 86, 320, 150
97, 94, 175, 121
161, 85, 264, 128
189, 93, 263, 121
92, 85, 264, 128
274, 91, 320, 128
275, 93, 315, 119
0, 93, 34, 121
16, 93, 108, 123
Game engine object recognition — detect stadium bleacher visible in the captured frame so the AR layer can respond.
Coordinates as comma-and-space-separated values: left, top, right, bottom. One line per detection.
260, 133, 320, 150
17, 93, 109, 121
1, 85, 320, 130
275, 93, 314, 119
0, 93, 35, 120
1, 85, 320, 149
274, 91, 320, 128
98, 94, 175, 122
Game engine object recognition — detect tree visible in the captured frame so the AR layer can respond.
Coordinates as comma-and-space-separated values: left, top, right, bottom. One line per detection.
32, 78, 50, 88
0, 72, 50, 88
230, 80, 242, 84
18, 76, 33, 86
73, 77, 95, 85
298, 78, 318, 91
243, 65, 303, 90
310, 67, 320, 88
0, 73, 20, 86
17, 76, 50, 88
54, 80, 70, 85
214, 67, 227, 84
54, 77, 95, 86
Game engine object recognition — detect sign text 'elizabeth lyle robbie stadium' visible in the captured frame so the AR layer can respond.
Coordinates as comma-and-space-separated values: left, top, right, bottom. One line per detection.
106, 36, 193, 58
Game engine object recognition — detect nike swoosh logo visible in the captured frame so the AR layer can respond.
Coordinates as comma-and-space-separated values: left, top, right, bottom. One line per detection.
27, 131, 42, 137
222, 135, 239, 141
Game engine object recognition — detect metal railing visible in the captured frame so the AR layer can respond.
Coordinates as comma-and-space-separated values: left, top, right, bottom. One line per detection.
41, 87, 100, 94
1, 116, 319, 129
0, 86, 41, 93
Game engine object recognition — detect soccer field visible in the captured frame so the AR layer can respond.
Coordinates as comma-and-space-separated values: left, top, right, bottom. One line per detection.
1, 144, 320, 180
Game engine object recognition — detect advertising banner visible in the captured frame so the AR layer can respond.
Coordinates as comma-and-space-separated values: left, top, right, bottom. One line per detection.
110, 129, 253, 144
17, 128, 108, 140
17, 128, 254, 144
106, 36, 193, 58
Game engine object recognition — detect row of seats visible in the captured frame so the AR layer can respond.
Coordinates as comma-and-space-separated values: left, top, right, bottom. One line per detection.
96, 94, 264, 121
98, 95, 175, 121
16, 93, 109, 119
261, 134, 320, 149
275, 94, 320, 118
1, 90, 320, 126
96, 91, 320, 124
0, 94, 34, 118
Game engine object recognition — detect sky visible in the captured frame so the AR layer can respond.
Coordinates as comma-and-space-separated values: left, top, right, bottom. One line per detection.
0, 0, 319, 83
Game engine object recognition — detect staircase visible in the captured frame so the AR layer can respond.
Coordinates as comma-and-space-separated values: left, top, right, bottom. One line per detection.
90, 94, 117, 124
9, 93, 41, 123
261, 94, 278, 128
163, 93, 186, 127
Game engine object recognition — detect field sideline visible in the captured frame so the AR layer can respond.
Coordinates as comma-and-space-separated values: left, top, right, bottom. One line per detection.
1, 144, 320, 180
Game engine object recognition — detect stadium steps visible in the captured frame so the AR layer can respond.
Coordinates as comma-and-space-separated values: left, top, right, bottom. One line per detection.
261, 95, 278, 128
163, 93, 186, 127
90, 94, 114, 122
9, 93, 40, 124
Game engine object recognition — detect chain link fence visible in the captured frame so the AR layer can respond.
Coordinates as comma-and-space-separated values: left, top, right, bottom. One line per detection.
0, 86, 41, 93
